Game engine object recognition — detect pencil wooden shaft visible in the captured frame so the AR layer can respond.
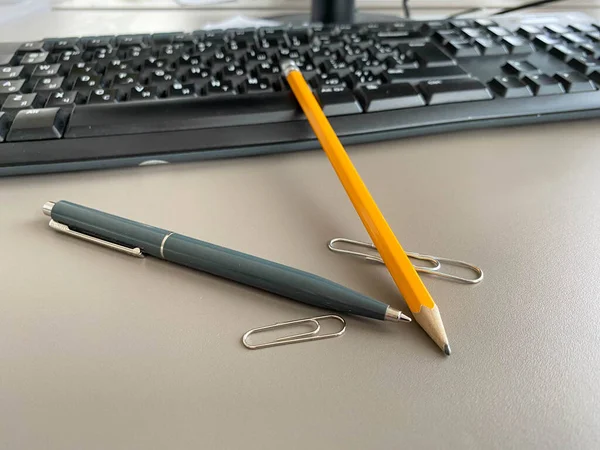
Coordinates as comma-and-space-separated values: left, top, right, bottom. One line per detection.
285, 67, 449, 352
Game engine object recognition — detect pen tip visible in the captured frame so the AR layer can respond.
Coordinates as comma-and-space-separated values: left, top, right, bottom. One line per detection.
399, 312, 412, 323
443, 344, 451, 356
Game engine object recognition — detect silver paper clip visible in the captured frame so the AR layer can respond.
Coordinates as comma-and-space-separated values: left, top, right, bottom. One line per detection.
242, 314, 346, 350
328, 237, 483, 284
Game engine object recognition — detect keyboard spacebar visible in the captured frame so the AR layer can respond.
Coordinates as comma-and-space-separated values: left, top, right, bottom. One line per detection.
65, 93, 303, 138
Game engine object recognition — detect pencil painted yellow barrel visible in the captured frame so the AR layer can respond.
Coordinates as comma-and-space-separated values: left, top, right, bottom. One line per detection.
283, 62, 450, 354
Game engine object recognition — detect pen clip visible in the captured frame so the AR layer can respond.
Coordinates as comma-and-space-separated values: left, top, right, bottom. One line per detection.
48, 219, 145, 258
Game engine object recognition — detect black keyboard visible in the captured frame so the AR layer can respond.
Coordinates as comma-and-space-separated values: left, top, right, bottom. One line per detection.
1, 13, 600, 176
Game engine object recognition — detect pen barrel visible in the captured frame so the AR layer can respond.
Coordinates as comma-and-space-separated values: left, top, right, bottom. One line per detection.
163, 234, 389, 320
50, 201, 389, 320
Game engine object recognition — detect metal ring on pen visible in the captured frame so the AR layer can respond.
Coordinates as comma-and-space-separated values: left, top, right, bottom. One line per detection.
327, 237, 483, 284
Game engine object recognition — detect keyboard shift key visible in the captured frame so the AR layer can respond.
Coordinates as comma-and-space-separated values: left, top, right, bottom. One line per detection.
553, 71, 597, 92
488, 76, 533, 98
316, 86, 362, 116
0, 111, 9, 141
418, 78, 493, 105
6, 107, 68, 141
354, 83, 425, 112
521, 74, 565, 95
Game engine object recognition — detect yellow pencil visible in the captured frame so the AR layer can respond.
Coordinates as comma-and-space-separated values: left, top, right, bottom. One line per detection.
282, 60, 450, 355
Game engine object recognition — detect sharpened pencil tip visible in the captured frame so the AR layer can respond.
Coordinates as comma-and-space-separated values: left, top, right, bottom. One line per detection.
444, 344, 451, 356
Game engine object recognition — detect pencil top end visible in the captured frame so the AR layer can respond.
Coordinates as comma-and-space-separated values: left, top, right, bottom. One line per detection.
444, 344, 451, 356
280, 59, 299, 77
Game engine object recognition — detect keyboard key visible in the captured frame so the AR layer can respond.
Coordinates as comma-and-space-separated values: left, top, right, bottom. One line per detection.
240, 77, 274, 94
109, 71, 139, 87
568, 55, 600, 74
20, 52, 50, 65
87, 88, 120, 104
65, 92, 302, 138
570, 23, 597, 33
33, 77, 65, 93
316, 86, 362, 116
517, 25, 543, 39
553, 71, 597, 92
383, 55, 418, 70
375, 30, 424, 45
474, 38, 508, 55
387, 65, 467, 83
0, 54, 15, 66
116, 35, 149, 48
0, 112, 9, 142
418, 78, 493, 104
168, 82, 196, 97
45, 90, 84, 107
433, 30, 463, 46
587, 31, 600, 43
502, 60, 539, 74
129, 85, 158, 100
545, 24, 569, 35
488, 26, 512, 38
522, 74, 565, 95
56, 50, 84, 64
580, 42, 600, 58
502, 36, 534, 54
562, 33, 587, 45
51, 38, 80, 52
68, 62, 98, 78
205, 79, 236, 95
1, 93, 42, 111
533, 34, 562, 50
72, 74, 102, 90
31, 63, 62, 78
461, 28, 485, 39
185, 66, 212, 82
444, 40, 481, 57
0, 66, 25, 80
407, 43, 456, 67
488, 76, 533, 98
354, 83, 425, 112
6, 107, 68, 141
80, 36, 114, 50
0, 79, 25, 96
549, 44, 584, 61
17, 41, 48, 53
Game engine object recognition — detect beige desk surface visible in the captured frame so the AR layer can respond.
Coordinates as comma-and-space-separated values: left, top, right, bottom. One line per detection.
2, 8, 600, 450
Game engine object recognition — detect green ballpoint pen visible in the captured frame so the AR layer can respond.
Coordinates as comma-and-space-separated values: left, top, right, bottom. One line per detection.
42, 200, 412, 324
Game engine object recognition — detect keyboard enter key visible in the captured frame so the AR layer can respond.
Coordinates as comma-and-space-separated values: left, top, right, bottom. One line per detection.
418, 78, 493, 105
